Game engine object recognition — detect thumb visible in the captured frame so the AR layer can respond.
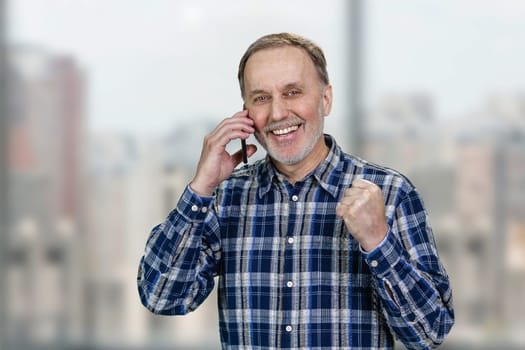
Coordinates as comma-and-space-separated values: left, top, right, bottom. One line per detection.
232, 144, 257, 164
246, 144, 258, 158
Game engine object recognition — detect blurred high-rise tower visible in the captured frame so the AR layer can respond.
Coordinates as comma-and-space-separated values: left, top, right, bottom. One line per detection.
6, 45, 87, 347
0, 0, 9, 348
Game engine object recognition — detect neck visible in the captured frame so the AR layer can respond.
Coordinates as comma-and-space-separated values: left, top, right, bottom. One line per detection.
272, 137, 329, 185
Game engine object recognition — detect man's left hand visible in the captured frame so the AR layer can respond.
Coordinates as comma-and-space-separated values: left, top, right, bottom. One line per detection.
336, 178, 389, 252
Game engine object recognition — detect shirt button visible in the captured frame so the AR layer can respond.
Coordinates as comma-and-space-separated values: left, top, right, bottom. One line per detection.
286, 281, 294, 288
201, 206, 208, 213
291, 195, 298, 202
370, 260, 378, 268
285, 325, 293, 333
287, 237, 294, 244
191, 205, 199, 212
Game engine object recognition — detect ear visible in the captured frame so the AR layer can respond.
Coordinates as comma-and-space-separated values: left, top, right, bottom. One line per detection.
321, 84, 333, 116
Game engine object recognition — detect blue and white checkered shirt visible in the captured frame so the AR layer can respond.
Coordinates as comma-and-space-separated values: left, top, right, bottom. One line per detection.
138, 134, 454, 349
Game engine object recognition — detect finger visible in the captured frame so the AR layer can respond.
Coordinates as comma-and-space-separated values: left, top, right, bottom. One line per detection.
344, 186, 365, 196
338, 192, 363, 206
246, 144, 258, 158
232, 144, 258, 165
343, 187, 370, 202
228, 110, 254, 128
338, 192, 366, 214
336, 200, 361, 219
233, 109, 250, 118
230, 149, 245, 168
211, 121, 254, 147
335, 202, 349, 217
215, 118, 254, 136
351, 178, 375, 189
214, 112, 252, 129
225, 115, 255, 133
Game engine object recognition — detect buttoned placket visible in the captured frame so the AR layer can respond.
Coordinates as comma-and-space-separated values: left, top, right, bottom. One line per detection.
281, 188, 301, 346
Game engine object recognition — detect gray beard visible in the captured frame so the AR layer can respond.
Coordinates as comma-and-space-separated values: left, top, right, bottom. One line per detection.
256, 116, 324, 166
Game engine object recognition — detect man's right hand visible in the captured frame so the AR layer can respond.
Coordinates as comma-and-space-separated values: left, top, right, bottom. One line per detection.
189, 110, 257, 197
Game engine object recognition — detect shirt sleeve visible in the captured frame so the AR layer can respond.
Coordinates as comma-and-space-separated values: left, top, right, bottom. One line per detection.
362, 188, 455, 349
137, 185, 221, 315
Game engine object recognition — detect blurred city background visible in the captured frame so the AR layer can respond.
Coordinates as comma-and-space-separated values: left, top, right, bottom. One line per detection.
1, 0, 525, 349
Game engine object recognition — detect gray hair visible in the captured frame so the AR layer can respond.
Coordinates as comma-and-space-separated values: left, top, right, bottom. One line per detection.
238, 32, 330, 98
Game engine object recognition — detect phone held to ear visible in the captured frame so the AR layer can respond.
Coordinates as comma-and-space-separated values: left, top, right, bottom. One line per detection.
241, 104, 248, 164
241, 139, 248, 164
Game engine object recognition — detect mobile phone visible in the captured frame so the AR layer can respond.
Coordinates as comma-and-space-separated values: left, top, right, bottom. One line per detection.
241, 104, 248, 164
241, 139, 248, 164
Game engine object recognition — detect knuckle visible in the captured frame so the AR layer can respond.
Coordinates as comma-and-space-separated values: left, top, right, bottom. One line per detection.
348, 204, 358, 216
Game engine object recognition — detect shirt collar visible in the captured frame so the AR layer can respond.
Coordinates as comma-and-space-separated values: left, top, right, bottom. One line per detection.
257, 134, 343, 199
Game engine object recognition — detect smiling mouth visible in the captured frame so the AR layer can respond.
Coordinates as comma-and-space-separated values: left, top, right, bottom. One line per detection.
271, 125, 300, 136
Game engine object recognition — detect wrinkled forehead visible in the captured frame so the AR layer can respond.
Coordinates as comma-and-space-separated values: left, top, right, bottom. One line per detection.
243, 46, 320, 90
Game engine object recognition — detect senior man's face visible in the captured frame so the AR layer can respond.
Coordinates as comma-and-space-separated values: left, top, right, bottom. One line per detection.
243, 46, 332, 167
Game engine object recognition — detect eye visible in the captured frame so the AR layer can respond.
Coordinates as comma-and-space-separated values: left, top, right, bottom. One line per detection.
254, 95, 270, 104
286, 89, 302, 97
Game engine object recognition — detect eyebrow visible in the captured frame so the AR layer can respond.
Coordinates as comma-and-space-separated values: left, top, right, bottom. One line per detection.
247, 89, 268, 98
247, 82, 304, 98
282, 82, 303, 90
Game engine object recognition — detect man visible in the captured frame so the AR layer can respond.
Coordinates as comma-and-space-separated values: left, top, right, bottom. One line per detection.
137, 32, 454, 349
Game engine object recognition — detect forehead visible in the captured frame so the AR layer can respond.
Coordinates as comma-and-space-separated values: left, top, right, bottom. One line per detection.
243, 46, 318, 89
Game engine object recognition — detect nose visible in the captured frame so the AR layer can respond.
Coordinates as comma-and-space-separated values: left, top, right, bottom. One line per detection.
270, 97, 288, 122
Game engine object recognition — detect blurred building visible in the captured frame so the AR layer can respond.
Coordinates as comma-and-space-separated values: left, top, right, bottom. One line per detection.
5, 42, 525, 348
454, 95, 525, 342
364, 93, 445, 172
364, 92, 525, 347
86, 134, 160, 346
86, 121, 221, 348
363, 93, 457, 219
6, 45, 87, 347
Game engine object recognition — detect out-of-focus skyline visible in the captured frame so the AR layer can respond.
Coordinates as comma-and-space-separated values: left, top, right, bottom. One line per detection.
4, 1, 525, 349
366, 0, 525, 118
8, 0, 525, 135
7, 0, 350, 135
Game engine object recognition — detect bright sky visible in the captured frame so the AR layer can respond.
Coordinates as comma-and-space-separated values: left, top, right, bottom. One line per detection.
366, 0, 525, 118
7, 0, 525, 135
7, 0, 349, 136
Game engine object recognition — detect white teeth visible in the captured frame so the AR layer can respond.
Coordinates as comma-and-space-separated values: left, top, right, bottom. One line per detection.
272, 125, 299, 136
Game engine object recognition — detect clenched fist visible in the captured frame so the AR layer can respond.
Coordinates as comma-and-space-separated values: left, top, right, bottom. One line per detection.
336, 178, 389, 252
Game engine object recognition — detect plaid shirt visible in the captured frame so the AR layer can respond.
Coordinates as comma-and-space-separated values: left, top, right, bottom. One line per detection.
138, 134, 454, 349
